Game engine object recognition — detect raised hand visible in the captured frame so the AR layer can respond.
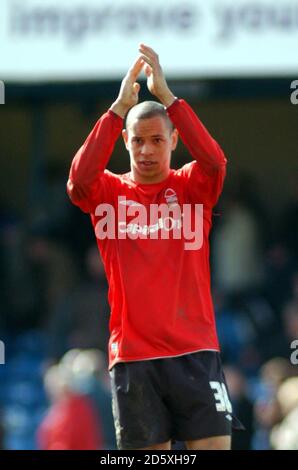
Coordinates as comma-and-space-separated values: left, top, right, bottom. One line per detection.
138, 44, 175, 108
110, 56, 144, 118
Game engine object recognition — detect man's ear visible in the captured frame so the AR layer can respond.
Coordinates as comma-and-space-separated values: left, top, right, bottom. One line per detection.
122, 129, 129, 150
171, 128, 178, 151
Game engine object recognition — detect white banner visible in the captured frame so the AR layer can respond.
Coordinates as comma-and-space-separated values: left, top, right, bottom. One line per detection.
1, 0, 298, 81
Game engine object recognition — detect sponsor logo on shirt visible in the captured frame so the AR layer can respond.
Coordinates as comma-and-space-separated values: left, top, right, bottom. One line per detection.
119, 199, 144, 207
118, 216, 182, 235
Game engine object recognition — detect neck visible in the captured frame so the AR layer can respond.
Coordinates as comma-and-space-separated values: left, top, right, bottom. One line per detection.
130, 168, 170, 185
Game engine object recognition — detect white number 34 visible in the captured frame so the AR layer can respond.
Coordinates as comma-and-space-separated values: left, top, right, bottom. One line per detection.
209, 381, 232, 413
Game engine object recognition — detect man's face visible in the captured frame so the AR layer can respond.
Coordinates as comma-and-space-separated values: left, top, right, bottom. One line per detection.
122, 116, 178, 184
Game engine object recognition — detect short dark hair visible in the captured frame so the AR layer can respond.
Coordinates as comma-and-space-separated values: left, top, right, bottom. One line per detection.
125, 101, 174, 132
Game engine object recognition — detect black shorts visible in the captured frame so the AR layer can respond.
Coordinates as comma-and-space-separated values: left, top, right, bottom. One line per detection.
109, 351, 243, 450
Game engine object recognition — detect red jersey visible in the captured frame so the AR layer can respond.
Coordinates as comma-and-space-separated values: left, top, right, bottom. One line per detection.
37, 394, 103, 450
67, 99, 227, 369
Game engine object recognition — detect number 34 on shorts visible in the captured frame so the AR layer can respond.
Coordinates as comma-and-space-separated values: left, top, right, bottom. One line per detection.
209, 381, 233, 414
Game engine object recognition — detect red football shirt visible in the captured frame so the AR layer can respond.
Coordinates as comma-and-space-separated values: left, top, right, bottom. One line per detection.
37, 394, 103, 450
67, 99, 227, 369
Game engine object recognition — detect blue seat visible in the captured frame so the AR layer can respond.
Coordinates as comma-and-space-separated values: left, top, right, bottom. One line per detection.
12, 330, 47, 358
5, 355, 44, 381
4, 433, 37, 450
5, 380, 46, 407
3, 405, 34, 434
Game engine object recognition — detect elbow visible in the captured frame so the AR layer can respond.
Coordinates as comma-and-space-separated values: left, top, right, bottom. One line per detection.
213, 158, 227, 172
207, 155, 227, 175
66, 178, 74, 201
212, 147, 227, 171
66, 178, 83, 204
202, 140, 227, 173
66, 177, 93, 212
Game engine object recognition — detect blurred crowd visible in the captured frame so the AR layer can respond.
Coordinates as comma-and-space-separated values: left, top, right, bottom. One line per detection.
0, 168, 297, 450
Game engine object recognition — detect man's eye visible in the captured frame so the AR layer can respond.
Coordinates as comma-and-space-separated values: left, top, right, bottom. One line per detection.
154, 138, 162, 143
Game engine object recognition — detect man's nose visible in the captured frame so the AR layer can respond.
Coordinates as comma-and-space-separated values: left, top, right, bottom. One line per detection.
140, 142, 154, 155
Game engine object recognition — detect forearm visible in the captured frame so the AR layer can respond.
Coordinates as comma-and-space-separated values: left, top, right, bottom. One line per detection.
67, 110, 123, 202
167, 99, 227, 175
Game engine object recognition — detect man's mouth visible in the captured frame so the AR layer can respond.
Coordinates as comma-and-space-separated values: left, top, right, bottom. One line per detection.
139, 161, 157, 167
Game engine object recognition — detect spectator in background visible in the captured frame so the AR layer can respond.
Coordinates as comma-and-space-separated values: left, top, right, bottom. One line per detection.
270, 377, 298, 450
260, 357, 295, 389
212, 193, 264, 295
70, 349, 116, 449
37, 363, 103, 450
253, 357, 294, 450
